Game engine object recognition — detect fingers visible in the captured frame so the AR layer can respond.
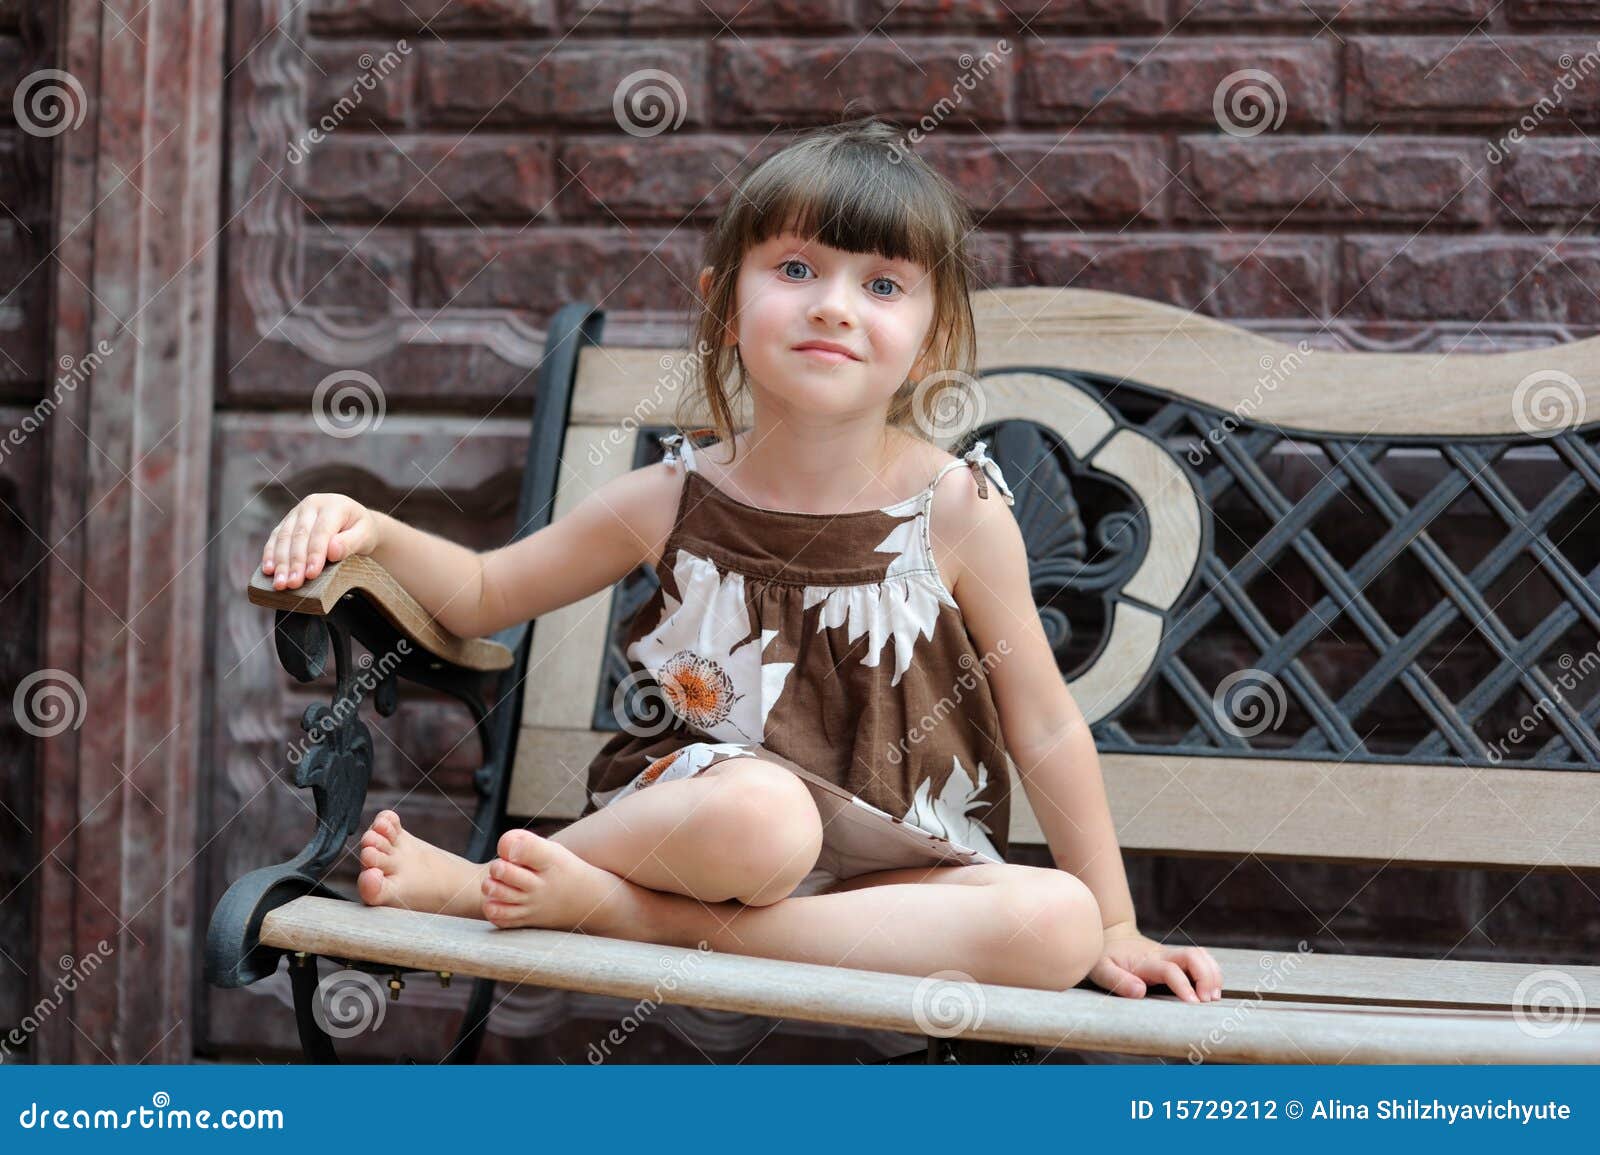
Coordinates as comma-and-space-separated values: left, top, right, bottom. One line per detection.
1090, 957, 1147, 999
264, 496, 342, 590
302, 506, 342, 581
1192, 947, 1224, 1000
1142, 958, 1200, 1003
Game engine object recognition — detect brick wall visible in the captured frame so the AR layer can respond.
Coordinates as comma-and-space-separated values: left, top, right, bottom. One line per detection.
200, 1, 1600, 1061
271, 0, 1600, 362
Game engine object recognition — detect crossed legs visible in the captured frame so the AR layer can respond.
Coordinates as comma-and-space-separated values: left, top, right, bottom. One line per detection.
357, 757, 1104, 992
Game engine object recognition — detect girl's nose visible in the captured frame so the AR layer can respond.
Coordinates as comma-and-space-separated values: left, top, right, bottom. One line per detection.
808, 278, 856, 327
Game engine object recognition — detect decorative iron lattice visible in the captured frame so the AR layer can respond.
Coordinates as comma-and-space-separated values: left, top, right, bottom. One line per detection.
597, 377, 1600, 772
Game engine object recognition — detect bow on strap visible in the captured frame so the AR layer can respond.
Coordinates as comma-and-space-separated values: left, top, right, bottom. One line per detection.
962, 439, 1016, 506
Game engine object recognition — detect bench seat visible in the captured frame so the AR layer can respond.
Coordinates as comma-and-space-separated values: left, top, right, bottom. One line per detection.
262, 896, 1600, 1064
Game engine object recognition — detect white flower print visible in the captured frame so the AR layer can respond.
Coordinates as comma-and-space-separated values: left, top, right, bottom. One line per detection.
626, 548, 796, 743
801, 511, 949, 687
592, 741, 755, 809
902, 756, 1000, 859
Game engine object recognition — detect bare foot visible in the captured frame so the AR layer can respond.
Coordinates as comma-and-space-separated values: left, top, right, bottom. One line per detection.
481, 829, 628, 933
357, 809, 488, 920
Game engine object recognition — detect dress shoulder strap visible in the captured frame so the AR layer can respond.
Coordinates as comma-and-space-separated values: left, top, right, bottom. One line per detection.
926, 439, 1016, 506
659, 431, 701, 473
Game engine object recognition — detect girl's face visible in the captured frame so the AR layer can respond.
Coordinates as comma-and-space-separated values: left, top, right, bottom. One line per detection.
717, 232, 936, 419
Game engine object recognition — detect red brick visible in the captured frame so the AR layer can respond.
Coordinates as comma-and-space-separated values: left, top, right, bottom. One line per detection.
416, 228, 705, 315
967, 231, 1016, 289
1177, 0, 1491, 20
1340, 236, 1600, 325
418, 41, 706, 128
1021, 39, 1337, 129
1020, 233, 1330, 318
1177, 136, 1487, 224
862, 0, 1166, 27
1348, 37, 1600, 126
1497, 140, 1600, 224
300, 229, 414, 313
300, 136, 553, 219
916, 135, 1168, 225
1507, 0, 1600, 20
557, 135, 786, 221
306, 42, 414, 128
713, 38, 1011, 127
308, 0, 557, 34
570, 0, 856, 32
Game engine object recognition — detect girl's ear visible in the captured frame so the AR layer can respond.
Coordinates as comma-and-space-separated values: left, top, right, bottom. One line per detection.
697, 266, 713, 299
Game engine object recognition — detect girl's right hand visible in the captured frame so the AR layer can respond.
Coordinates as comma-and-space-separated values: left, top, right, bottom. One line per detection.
261, 493, 381, 590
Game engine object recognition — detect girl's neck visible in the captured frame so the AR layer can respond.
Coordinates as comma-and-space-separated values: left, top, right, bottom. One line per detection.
704, 405, 922, 516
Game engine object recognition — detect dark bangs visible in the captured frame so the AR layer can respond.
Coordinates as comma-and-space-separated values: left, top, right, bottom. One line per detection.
738, 137, 958, 277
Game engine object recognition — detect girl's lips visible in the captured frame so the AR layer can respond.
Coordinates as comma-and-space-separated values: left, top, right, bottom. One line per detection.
794, 345, 858, 363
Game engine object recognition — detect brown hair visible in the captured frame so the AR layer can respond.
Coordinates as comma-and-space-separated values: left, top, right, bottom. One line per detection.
677, 113, 980, 461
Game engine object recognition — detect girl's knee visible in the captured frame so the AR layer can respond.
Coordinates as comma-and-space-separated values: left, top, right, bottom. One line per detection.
699, 760, 823, 904
993, 867, 1104, 989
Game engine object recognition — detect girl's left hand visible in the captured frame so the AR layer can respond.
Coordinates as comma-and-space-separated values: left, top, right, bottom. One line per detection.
1088, 922, 1223, 1002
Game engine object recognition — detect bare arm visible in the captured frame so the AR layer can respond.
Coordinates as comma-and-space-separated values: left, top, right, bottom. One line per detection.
931, 470, 1137, 929
266, 462, 683, 640
938, 471, 1223, 1001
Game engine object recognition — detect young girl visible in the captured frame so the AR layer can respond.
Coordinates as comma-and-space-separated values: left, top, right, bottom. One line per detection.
260, 117, 1221, 1003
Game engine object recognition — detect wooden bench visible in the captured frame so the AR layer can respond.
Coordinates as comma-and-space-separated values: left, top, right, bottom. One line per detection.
205, 290, 1600, 1064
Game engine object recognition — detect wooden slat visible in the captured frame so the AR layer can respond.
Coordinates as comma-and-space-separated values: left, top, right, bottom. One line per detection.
261, 897, 1600, 1063
1205, 946, 1600, 1015
247, 554, 513, 672
508, 728, 1600, 871
1074, 752, 1600, 870
572, 287, 1600, 437
516, 423, 639, 732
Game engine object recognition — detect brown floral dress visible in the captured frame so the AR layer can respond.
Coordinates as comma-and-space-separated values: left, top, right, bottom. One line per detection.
583, 430, 1019, 899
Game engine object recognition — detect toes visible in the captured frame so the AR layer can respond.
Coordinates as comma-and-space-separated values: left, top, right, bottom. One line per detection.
496, 828, 553, 868
374, 809, 402, 838
488, 857, 540, 894
359, 845, 389, 871
357, 866, 388, 906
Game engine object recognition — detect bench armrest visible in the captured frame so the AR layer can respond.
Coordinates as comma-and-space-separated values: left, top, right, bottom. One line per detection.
247, 553, 513, 673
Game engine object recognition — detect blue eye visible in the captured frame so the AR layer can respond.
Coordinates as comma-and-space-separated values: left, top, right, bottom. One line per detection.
781, 259, 811, 279
870, 276, 901, 297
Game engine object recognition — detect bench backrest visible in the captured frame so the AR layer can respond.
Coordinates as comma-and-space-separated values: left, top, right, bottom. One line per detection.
507, 289, 1600, 873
